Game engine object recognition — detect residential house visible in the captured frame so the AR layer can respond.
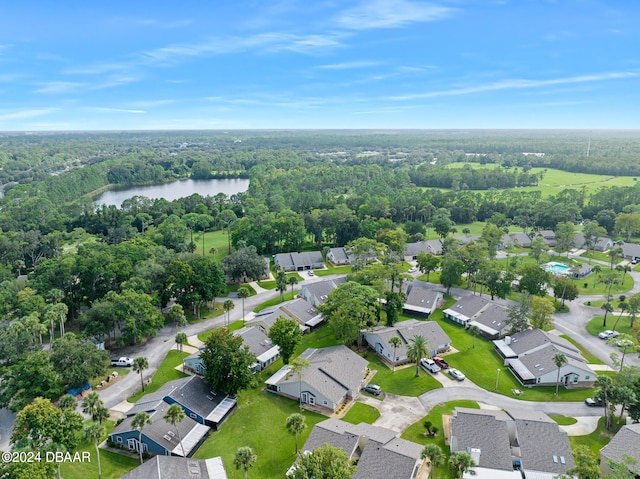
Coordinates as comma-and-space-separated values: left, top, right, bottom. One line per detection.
442, 295, 511, 339
621, 242, 640, 262
599, 423, 640, 477
109, 401, 210, 457
493, 329, 596, 388
450, 407, 575, 477
569, 263, 593, 280
118, 455, 227, 479
509, 232, 532, 248
246, 297, 321, 332
293, 418, 426, 479
124, 376, 236, 429
573, 232, 613, 252
274, 251, 324, 271
536, 230, 557, 247
402, 283, 444, 317
299, 277, 346, 307
403, 239, 443, 261
326, 247, 355, 266
265, 345, 368, 412
363, 319, 451, 365
499, 234, 514, 250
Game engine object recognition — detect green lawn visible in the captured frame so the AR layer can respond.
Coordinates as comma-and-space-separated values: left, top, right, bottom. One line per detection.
254, 292, 298, 312
194, 367, 326, 479
366, 353, 442, 397
258, 273, 304, 290
341, 402, 381, 425
580, 250, 619, 264
569, 416, 623, 457
294, 325, 342, 355
197, 320, 245, 343
315, 265, 353, 276
401, 400, 480, 479
127, 350, 188, 403
551, 415, 578, 425
586, 316, 633, 337
199, 229, 232, 259
60, 420, 138, 479
559, 335, 605, 365
585, 299, 628, 310
90, 367, 130, 389
574, 270, 634, 296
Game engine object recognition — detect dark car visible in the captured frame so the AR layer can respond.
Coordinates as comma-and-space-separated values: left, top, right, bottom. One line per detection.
433, 357, 450, 369
585, 397, 603, 407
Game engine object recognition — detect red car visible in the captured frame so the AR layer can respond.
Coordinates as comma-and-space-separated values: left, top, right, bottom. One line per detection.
433, 357, 449, 369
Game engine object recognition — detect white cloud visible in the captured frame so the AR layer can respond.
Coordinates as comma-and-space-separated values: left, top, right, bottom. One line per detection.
0, 109, 56, 121
83, 107, 145, 114
336, 0, 454, 30
316, 61, 380, 70
387, 71, 640, 101
33, 82, 86, 94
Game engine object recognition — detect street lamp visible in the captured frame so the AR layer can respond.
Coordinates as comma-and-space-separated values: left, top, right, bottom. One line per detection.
495, 368, 501, 391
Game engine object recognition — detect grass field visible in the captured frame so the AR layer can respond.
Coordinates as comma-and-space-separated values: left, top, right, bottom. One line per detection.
586, 316, 633, 338
551, 415, 578, 425
60, 420, 138, 479
443, 164, 638, 197
194, 229, 231, 259
257, 272, 304, 290
341, 402, 381, 425
193, 367, 326, 479
401, 400, 480, 479
127, 350, 188, 403
197, 320, 245, 343
314, 265, 353, 276
366, 353, 442, 397
569, 416, 623, 457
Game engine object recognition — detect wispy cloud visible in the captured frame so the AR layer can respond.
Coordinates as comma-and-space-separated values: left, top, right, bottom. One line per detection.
0, 109, 56, 121
107, 17, 193, 29
83, 107, 145, 114
387, 71, 639, 101
65, 63, 130, 75
316, 61, 380, 70
33, 82, 87, 94
140, 32, 346, 65
336, 0, 454, 30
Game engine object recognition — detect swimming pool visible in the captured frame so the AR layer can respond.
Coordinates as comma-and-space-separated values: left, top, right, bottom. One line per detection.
542, 262, 570, 275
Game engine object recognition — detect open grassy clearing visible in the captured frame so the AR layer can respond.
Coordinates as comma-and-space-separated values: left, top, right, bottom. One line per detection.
197, 320, 244, 343
254, 291, 298, 312
551, 415, 578, 425
127, 350, 188, 403
257, 272, 304, 289
193, 367, 326, 479
401, 400, 480, 479
366, 353, 442, 397
341, 402, 381, 425
314, 265, 353, 276
586, 316, 634, 338
197, 229, 231, 259
60, 420, 138, 479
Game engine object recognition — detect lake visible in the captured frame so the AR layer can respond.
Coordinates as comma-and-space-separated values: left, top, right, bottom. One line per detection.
94, 178, 250, 207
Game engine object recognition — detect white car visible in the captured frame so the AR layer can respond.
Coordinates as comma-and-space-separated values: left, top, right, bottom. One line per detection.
307, 270, 315, 276
448, 368, 465, 381
420, 358, 441, 374
408, 267, 418, 273
110, 357, 133, 367
598, 330, 620, 339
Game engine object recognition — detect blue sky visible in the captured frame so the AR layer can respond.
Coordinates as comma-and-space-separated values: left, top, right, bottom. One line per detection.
1, 0, 639, 130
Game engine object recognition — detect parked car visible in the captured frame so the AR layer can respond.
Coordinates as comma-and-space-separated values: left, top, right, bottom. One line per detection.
362, 384, 382, 396
585, 397, 603, 407
110, 357, 133, 367
433, 357, 450, 369
307, 270, 315, 276
408, 267, 417, 273
599, 330, 620, 339
448, 368, 465, 381
420, 358, 441, 374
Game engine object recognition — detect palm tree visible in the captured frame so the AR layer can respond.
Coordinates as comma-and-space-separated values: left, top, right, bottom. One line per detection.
133, 356, 149, 392
82, 392, 104, 422
422, 444, 445, 479
407, 335, 429, 377
276, 271, 288, 302
234, 446, 257, 479
287, 275, 299, 300
175, 332, 188, 371
469, 325, 481, 348
95, 406, 109, 424
449, 451, 476, 479
286, 413, 307, 455
600, 302, 614, 328
209, 246, 217, 259
553, 352, 568, 396
237, 287, 250, 325
611, 300, 628, 332
288, 357, 311, 413
592, 264, 602, 288
223, 299, 235, 326
164, 403, 186, 458
131, 412, 152, 464
57, 394, 76, 412
389, 336, 402, 372
82, 422, 105, 479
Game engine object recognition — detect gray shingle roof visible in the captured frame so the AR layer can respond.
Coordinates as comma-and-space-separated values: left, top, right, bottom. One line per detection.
300, 419, 422, 479
467, 303, 510, 336
600, 423, 640, 474
404, 240, 443, 257
118, 456, 227, 479
443, 295, 493, 321
450, 409, 514, 470
404, 284, 443, 313
622, 242, 640, 259
510, 232, 532, 246
499, 329, 579, 357
328, 247, 355, 264
300, 277, 346, 306
279, 298, 320, 324
234, 326, 276, 358
366, 319, 451, 358
274, 251, 324, 269
516, 419, 574, 473
516, 343, 592, 380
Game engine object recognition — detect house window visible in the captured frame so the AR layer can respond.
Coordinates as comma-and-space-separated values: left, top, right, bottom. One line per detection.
323, 400, 328, 405
190, 413, 197, 419
116, 436, 123, 443
585, 376, 590, 380
573, 376, 579, 383
536, 378, 541, 383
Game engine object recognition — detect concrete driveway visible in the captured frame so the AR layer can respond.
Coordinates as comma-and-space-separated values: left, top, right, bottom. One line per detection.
358, 393, 426, 432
